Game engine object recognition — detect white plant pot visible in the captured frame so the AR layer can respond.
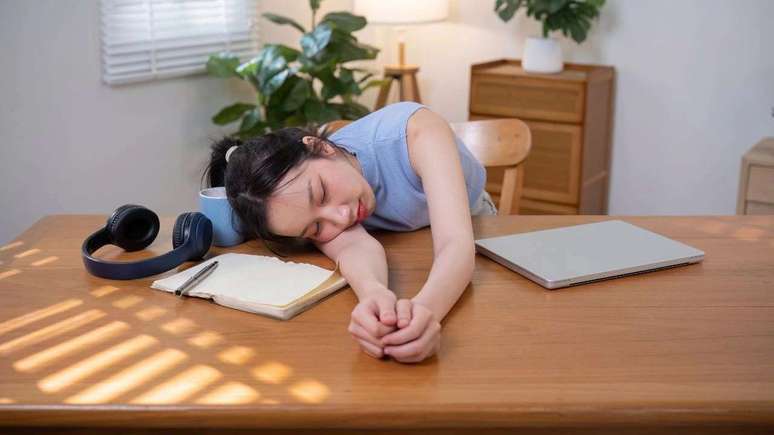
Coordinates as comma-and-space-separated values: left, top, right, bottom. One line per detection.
522, 37, 564, 74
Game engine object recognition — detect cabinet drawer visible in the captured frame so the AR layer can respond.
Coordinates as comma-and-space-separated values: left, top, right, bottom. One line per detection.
519, 198, 578, 215
747, 165, 774, 203
521, 120, 582, 205
745, 201, 774, 215
470, 74, 585, 123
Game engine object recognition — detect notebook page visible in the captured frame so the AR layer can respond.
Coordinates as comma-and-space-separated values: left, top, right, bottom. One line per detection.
151, 253, 336, 307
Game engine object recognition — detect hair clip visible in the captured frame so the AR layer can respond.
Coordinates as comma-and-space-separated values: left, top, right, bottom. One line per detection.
225, 145, 239, 163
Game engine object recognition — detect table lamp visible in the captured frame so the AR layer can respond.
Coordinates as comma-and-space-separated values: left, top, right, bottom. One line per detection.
354, 0, 449, 109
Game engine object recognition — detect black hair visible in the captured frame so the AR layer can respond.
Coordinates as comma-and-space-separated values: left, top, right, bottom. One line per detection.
201, 127, 337, 256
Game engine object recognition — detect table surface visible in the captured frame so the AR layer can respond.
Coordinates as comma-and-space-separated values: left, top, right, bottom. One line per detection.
0, 215, 772, 431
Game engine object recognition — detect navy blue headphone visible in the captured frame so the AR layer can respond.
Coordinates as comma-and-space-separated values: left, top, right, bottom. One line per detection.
81, 204, 213, 280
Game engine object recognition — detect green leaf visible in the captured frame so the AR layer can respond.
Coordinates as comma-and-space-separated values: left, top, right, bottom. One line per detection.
300, 23, 333, 59
320, 12, 367, 33
329, 101, 370, 120
261, 68, 291, 97
325, 31, 379, 63
320, 67, 361, 100
235, 57, 260, 88
212, 103, 256, 125
235, 121, 268, 139
281, 79, 312, 112
262, 13, 306, 33
495, 0, 522, 22
206, 52, 241, 77
303, 99, 340, 124
546, 0, 569, 14
282, 114, 307, 127
356, 72, 374, 84
252, 45, 301, 96
238, 108, 263, 132
361, 78, 389, 91
298, 54, 337, 74
258, 44, 301, 65
518, 0, 603, 44
236, 44, 300, 91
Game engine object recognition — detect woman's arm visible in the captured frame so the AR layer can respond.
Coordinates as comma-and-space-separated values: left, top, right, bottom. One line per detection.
315, 225, 400, 358
378, 108, 474, 363
405, 108, 477, 322
315, 224, 389, 300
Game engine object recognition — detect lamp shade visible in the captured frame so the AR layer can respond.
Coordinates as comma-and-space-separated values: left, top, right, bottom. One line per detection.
354, 0, 449, 24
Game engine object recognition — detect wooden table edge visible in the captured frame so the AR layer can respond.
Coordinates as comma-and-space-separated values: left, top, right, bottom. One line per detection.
1, 402, 773, 429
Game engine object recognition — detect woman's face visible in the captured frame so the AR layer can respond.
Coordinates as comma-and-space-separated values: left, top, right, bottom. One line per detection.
265, 137, 375, 243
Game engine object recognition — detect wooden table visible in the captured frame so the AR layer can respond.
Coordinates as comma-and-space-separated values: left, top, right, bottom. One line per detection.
0, 215, 772, 434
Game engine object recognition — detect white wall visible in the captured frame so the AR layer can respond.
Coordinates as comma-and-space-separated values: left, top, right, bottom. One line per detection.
0, 0, 252, 244
1, 0, 773, 244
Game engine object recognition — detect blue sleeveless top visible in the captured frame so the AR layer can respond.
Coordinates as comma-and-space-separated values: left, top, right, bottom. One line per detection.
329, 102, 486, 232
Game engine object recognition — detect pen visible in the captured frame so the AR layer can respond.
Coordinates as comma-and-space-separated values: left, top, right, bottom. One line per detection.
175, 260, 219, 297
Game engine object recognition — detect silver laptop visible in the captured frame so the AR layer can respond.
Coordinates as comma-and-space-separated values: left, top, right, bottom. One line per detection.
475, 220, 705, 289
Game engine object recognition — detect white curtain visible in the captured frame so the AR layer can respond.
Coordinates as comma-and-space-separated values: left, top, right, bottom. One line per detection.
101, 0, 260, 85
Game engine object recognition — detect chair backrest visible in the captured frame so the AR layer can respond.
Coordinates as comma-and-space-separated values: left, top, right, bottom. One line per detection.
450, 119, 532, 215
320, 119, 352, 135
322, 118, 532, 214
450, 119, 531, 168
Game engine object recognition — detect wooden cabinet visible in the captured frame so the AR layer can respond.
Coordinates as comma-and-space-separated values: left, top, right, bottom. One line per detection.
469, 59, 615, 214
738, 137, 774, 214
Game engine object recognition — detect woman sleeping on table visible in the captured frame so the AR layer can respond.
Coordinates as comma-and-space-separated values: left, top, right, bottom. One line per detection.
204, 102, 497, 364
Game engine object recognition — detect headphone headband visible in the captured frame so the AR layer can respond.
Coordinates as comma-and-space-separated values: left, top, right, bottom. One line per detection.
81, 205, 212, 280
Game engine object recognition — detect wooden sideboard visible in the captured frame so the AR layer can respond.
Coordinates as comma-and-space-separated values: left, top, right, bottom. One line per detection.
469, 59, 615, 215
738, 137, 774, 214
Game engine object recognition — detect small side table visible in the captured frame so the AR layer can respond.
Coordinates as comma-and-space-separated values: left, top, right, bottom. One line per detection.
737, 137, 774, 214
374, 64, 422, 110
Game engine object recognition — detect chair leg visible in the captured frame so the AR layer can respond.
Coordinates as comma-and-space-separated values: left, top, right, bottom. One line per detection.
512, 164, 524, 215
499, 167, 518, 215
400, 72, 422, 103
375, 77, 393, 110
408, 72, 422, 103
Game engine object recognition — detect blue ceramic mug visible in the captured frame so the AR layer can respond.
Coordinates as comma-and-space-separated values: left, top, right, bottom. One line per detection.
199, 187, 244, 247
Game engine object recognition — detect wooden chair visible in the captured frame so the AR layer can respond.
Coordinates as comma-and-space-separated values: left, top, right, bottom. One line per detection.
322, 118, 532, 215
319, 119, 352, 135
450, 119, 531, 215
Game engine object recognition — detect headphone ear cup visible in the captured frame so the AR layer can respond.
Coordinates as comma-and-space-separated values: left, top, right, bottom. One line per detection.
172, 213, 191, 249
190, 213, 213, 259
107, 205, 159, 252
172, 212, 213, 260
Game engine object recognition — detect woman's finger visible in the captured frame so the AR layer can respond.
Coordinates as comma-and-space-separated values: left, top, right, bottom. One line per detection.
352, 304, 395, 338
395, 299, 412, 329
381, 307, 432, 346
385, 321, 441, 363
356, 337, 384, 359
373, 294, 397, 327
348, 321, 382, 348
396, 334, 441, 364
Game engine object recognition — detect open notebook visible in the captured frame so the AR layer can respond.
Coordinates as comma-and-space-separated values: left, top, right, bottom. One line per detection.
150, 253, 348, 320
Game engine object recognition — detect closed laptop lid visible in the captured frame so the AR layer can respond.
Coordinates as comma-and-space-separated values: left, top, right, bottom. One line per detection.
474, 220, 705, 289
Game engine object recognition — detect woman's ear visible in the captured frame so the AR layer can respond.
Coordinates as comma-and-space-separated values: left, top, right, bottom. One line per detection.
302, 136, 336, 156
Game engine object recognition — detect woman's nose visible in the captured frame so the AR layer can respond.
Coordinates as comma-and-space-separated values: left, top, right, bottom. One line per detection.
323, 204, 351, 226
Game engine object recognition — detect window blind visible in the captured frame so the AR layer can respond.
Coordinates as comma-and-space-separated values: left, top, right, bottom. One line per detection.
101, 0, 260, 85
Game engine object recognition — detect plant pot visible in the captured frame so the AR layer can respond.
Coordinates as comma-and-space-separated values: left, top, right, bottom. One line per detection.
522, 36, 563, 74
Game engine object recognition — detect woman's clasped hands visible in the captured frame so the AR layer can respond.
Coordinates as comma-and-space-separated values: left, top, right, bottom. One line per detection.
348, 287, 441, 363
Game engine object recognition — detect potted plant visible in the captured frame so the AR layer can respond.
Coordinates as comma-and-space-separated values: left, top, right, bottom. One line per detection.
494, 0, 605, 73
207, 0, 384, 137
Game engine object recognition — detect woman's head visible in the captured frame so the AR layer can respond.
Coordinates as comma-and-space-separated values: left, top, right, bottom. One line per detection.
203, 127, 375, 250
